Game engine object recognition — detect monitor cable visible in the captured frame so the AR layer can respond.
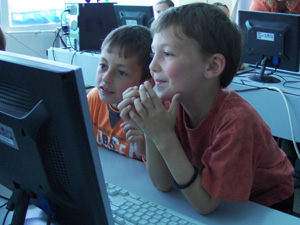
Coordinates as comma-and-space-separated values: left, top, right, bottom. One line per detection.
1, 210, 10, 225
266, 86, 300, 160
0, 203, 7, 209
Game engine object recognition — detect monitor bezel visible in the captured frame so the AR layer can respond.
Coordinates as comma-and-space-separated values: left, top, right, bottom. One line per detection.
0, 51, 114, 225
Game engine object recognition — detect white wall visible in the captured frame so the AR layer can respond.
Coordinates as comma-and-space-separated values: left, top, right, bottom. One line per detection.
4, 30, 59, 58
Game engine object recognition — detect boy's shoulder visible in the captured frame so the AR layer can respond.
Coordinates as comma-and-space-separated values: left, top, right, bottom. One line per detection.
87, 88, 100, 102
217, 88, 254, 115
87, 88, 105, 109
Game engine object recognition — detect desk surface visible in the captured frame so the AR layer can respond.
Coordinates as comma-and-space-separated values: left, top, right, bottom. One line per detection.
1, 148, 300, 225
229, 69, 300, 143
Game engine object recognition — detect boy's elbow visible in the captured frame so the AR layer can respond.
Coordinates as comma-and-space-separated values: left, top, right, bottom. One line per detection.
193, 198, 221, 215
151, 179, 173, 192
195, 206, 216, 215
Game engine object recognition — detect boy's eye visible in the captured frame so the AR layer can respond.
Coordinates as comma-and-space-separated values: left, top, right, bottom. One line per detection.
118, 70, 127, 77
99, 63, 107, 70
150, 52, 155, 58
163, 51, 173, 57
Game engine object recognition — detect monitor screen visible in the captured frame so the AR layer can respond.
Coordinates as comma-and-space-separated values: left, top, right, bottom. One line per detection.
0, 51, 114, 225
239, 10, 300, 83
113, 5, 154, 27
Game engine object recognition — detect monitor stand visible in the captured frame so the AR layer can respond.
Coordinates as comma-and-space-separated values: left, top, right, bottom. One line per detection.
249, 56, 281, 83
6, 187, 30, 225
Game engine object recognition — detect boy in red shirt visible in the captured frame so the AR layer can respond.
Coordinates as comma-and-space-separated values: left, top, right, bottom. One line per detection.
118, 3, 294, 214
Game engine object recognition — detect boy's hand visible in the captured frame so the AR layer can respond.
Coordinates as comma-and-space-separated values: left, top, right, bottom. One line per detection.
129, 81, 180, 145
118, 86, 140, 129
118, 86, 146, 158
120, 121, 146, 158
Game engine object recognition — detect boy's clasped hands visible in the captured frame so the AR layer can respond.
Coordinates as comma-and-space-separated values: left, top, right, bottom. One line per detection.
118, 81, 180, 148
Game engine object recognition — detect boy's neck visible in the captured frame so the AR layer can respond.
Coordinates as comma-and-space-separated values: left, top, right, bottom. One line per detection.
182, 87, 221, 129
110, 104, 119, 111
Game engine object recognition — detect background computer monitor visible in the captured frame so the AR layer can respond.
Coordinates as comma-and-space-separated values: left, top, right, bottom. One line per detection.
0, 51, 114, 225
239, 10, 300, 83
113, 5, 154, 27
65, 2, 118, 51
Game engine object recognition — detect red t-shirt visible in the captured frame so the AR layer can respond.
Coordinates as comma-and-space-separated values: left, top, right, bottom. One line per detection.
168, 88, 294, 206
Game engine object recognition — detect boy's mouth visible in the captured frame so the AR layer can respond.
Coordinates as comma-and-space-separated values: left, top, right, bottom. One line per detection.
155, 79, 166, 86
100, 86, 114, 94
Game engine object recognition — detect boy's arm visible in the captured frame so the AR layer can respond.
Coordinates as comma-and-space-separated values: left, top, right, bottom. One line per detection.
152, 130, 221, 215
131, 81, 221, 214
145, 136, 173, 191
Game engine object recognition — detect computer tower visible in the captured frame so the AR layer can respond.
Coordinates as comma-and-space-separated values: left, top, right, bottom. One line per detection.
65, 3, 118, 51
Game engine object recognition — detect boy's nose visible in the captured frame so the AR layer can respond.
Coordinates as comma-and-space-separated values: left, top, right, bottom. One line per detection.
149, 57, 160, 73
103, 70, 114, 83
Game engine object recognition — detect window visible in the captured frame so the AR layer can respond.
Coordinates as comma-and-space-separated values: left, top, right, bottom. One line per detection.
7, 0, 81, 29
1, 0, 165, 30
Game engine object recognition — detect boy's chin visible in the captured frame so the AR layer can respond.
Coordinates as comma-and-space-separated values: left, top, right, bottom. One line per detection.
157, 92, 173, 101
99, 95, 120, 107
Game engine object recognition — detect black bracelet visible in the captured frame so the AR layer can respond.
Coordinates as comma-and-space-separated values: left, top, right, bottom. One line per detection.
174, 165, 199, 189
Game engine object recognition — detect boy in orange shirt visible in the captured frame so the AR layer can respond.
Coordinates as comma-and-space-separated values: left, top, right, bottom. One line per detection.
87, 25, 152, 160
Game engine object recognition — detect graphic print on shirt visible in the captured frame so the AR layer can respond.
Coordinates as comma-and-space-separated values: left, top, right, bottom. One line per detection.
96, 126, 126, 153
94, 105, 141, 160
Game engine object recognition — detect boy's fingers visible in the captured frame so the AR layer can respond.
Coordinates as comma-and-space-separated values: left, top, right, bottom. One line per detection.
120, 121, 127, 128
139, 84, 148, 102
143, 81, 161, 106
169, 93, 180, 118
119, 105, 131, 121
122, 86, 138, 96
118, 98, 133, 111
138, 84, 155, 113
144, 81, 156, 96
122, 86, 139, 99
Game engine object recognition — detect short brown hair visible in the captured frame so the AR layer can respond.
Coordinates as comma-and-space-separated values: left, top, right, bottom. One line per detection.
101, 25, 152, 82
151, 3, 243, 87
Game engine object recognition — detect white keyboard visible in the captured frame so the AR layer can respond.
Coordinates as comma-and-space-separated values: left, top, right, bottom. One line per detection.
106, 182, 205, 225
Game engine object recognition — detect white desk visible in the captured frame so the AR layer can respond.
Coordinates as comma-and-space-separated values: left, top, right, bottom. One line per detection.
229, 69, 300, 143
1, 148, 300, 225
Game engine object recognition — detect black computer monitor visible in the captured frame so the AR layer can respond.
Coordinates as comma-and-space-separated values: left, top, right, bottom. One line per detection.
0, 51, 114, 225
239, 10, 300, 83
113, 5, 154, 27
65, 2, 118, 51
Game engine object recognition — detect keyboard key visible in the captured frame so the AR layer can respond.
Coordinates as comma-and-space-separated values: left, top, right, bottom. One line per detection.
138, 220, 148, 225
114, 216, 126, 224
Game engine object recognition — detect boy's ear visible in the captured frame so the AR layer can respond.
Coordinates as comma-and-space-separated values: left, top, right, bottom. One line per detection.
204, 53, 226, 79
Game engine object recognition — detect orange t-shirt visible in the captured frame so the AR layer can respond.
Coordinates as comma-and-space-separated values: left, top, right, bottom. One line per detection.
87, 88, 142, 160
